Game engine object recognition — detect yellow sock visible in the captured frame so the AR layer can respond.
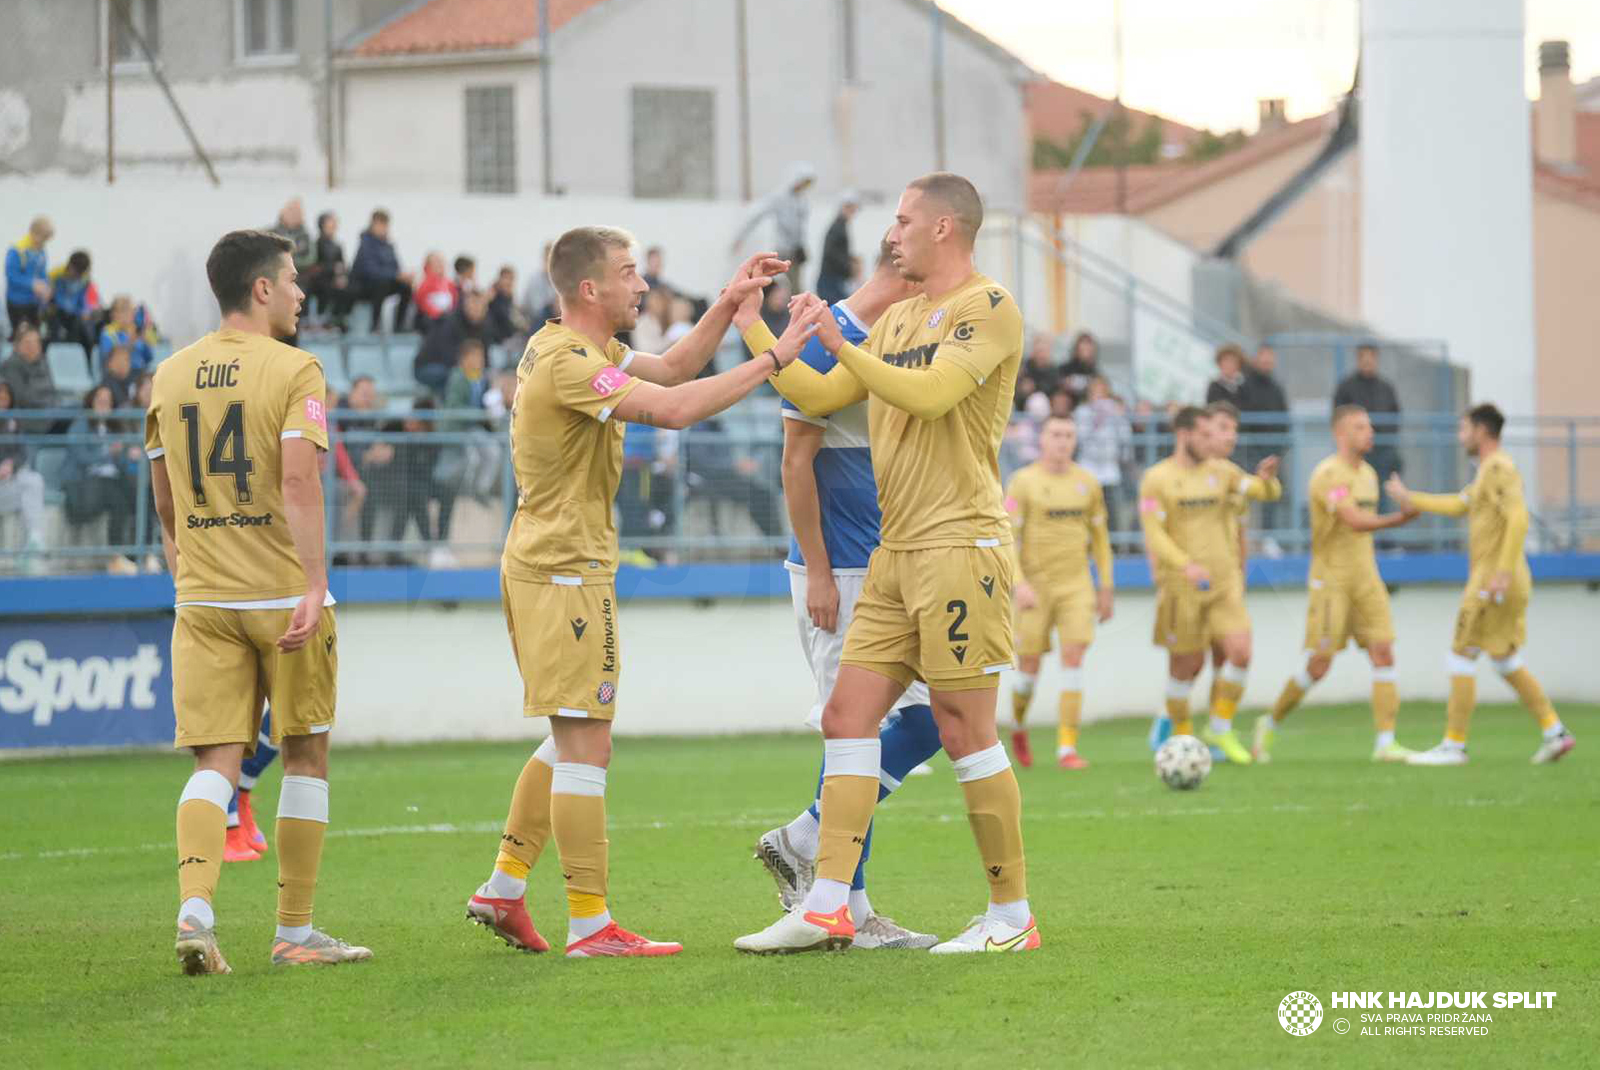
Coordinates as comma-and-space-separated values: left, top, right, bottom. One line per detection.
1167, 694, 1193, 737
1057, 689, 1082, 751
550, 764, 609, 919
1273, 679, 1306, 723
1503, 666, 1560, 731
1445, 669, 1477, 744
176, 794, 227, 911
1011, 674, 1036, 726
496, 752, 554, 879
959, 761, 1027, 904
275, 775, 330, 928
1207, 676, 1220, 714
1372, 675, 1399, 733
816, 773, 878, 885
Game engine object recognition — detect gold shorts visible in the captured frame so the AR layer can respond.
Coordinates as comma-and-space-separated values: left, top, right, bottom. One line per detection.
1305, 575, 1394, 653
502, 574, 620, 720
1451, 583, 1529, 658
843, 544, 1014, 689
171, 605, 337, 752
1153, 578, 1250, 655
1016, 584, 1095, 657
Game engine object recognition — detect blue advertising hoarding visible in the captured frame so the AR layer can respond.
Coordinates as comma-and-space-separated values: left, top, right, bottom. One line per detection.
0, 617, 174, 750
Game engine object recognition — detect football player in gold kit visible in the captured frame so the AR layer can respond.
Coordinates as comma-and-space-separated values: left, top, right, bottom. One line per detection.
735, 172, 1037, 954
1388, 404, 1576, 766
149, 229, 369, 974
463, 231, 800, 957
1253, 405, 1421, 762
1138, 406, 1280, 764
1004, 414, 1114, 770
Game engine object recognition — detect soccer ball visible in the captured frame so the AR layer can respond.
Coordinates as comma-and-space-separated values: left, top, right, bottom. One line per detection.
1155, 735, 1213, 791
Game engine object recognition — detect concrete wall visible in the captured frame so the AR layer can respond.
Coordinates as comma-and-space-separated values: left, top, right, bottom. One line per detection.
1532, 190, 1600, 531
327, 583, 1600, 744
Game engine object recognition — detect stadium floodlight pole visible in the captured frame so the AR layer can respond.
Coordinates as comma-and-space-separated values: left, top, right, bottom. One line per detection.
106, 12, 114, 185
539, 0, 555, 195
931, 2, 947, 170
735, 0, 752, 201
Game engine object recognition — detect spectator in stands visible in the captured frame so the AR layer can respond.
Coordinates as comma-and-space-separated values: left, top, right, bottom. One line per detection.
483, 368, 518, 423
760, 278, 792, 338
5, 216, 53, 330
47, 250, 98, 366
453, 255, 478, 298
1205, 344, 1248, 407
630, 288, 673, 355
665, 295, 696, 347
815, 191, 859, 306
641, 246, 666, 293
443, 338, 502, 499
0, 381, 46, 567
1129, 398, 1170, 469
133, 370, 153, 410
62, 383, 140, 574
1015, 333, 1062, 410
486, 265, 529, 349
1060, 331, 1101, 404
269, 198, 315, 279
328, 380, 368, 568
382, 397, 455, 568
1073, 376, 1132, 534
344, 376, 400, 563
414, 290, 490, 394
685, 417, 782, 541
101, 344, 135, 407
522, 241, 557, 325
0, 324, 55, 412
412, 252, 458, 330
619, 421, 677, 560
311, 211, 350, 329
732, 162, 817, 292
1333, 343, 1403, 510
97, 295, 156, 374
349, 209, 415, 333
1242, 343, 1290, 548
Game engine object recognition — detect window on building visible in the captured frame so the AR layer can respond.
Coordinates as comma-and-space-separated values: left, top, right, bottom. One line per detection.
105, 0, 161, 66
631, 87, 715, 200
465, 86, 517, 195
239, 0, 296, 59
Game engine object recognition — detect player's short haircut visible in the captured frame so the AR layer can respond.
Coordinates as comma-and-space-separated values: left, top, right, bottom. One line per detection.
1215, 344, 1245, 367
1172, 404, 1206, 432
548, 226, 636, 301
1332, 403, 1367, 428
1466, 403, 1505, 439
1044, 413, 1075, 429
370, 209, 390, 225
454, 255, 475, 275
906, 172, 984, 244
206, 229, 294, 315
1205, 400, 1240, 424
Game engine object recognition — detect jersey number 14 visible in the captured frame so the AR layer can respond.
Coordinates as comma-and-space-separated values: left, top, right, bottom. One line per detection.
179, 402, 257, 506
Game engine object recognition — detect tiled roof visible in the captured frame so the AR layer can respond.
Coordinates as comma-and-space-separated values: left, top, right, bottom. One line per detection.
350, 0, 606, 57
1027, 80, 1200, 151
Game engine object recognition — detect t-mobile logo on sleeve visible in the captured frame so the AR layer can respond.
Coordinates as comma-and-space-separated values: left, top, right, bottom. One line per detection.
589, 367, 632, 397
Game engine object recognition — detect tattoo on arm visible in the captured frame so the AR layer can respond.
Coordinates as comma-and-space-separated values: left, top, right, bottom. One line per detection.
635, 411, 655, 427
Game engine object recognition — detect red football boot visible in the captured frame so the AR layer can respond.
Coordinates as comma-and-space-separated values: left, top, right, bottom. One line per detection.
466, 894, 550, 953
1010, 729, 1034, 768
237, 790, 268, 855
565, 921, 682, 958
1057, 751, 1089, 770
224, 825, 261, 863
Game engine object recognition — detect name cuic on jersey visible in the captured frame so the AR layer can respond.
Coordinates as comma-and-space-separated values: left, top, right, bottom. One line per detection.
194, 360, 242, 390
186, 511, 274, 529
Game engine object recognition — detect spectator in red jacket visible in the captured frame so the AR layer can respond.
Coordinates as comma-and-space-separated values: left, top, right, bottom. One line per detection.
412, 252, 458, 330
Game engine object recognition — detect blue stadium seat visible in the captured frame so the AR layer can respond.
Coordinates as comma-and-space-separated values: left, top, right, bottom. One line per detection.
344, 341, 390, 387
47, 343, 94, 399
302, 342, 347, 392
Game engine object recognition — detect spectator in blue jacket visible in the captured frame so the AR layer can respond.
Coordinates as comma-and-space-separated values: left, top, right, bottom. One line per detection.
6, 217, 53, 330
62, 383, 142, 572
97, 295, 156, 374
48, 250, 98, 367
349, 209, 415, 333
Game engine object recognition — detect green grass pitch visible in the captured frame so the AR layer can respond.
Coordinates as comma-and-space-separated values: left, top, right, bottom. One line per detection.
1, 703, 1593, 1068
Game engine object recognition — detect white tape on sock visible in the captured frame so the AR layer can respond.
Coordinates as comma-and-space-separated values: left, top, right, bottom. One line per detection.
1490, 651, 1524, 676
533, 736, 559, 766
178, 769, 233, 813
952, 742, 1011, 783
1221, 661, 1249, 686
1058, 667, 1083, 691
551, 763, 607, 797
1446, 652, 1478, 677
1014, 672, 1037, 697
1165, 677, 1194, 701
822, 738, 882, 779
1372, 665, 1398, 684
277, 775, 330, 823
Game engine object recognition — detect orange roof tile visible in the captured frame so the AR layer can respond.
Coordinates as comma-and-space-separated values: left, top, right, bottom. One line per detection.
1027, 80, 1199, 151
350, 0, 605, 57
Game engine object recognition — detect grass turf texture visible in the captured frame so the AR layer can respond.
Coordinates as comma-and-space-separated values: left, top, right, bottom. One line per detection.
1, 703, 1593, 1069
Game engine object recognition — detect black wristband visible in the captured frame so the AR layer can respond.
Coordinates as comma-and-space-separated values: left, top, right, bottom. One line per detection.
768, 351, 781, 376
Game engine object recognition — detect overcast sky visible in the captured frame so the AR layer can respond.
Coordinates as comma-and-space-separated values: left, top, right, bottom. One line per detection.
941, 0, 1600, 133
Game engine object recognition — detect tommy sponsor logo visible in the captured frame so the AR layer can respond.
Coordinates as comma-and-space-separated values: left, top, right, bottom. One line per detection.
882, 343, 938, 368
0, 640, 162, 727
187, 512, 273, 529
600, 598, 617, 674
1176, 496, 1221, 510
1044, 508, 1084, 520
589, 366, 632, 397
570, 617, 588, 641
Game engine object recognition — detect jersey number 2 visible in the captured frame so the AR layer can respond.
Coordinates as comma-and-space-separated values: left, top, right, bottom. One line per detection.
179, 402, 256, 506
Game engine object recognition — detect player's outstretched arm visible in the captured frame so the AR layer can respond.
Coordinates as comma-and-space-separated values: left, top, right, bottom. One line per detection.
610, 319, 807, 430
1386, 473, 1468, 518
1238, 455, 1283, 502
278, 436, 328, 652
1334, 500, 1418, 533
741, 319, 867, 418
626, 253, 788, 386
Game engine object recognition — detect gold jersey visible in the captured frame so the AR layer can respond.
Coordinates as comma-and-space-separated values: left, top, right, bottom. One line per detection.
1308, 453, 1382, 582
145, 329, 329, 602
1464, 450, 1529, 583
1004, 461, 1109, 591
1139, 456, 1279, 586
859, 273, 1022, 550
502, 321, 641, 583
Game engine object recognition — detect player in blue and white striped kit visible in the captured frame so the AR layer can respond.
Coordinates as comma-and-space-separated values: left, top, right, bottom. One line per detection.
752, 238, 943, 949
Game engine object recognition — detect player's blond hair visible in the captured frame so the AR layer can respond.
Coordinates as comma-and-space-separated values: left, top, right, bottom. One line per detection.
907, 172, 984, 245
548, 226, 636, 300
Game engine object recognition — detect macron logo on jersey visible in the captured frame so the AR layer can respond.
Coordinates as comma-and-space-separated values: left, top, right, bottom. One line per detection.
590, 366, 632, 397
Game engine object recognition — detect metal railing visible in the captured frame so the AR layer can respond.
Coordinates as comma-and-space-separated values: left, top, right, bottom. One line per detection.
3, 408, 1599, 575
